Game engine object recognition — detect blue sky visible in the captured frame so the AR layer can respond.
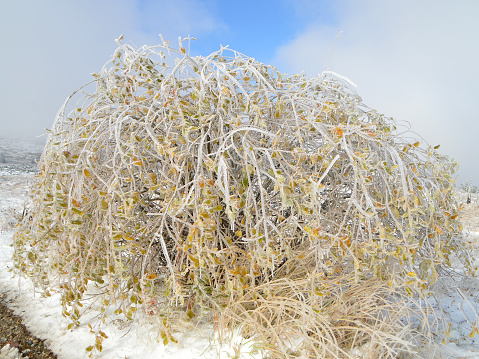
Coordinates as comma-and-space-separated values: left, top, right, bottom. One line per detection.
1, 0, 479, 185
175, 0, 339, 60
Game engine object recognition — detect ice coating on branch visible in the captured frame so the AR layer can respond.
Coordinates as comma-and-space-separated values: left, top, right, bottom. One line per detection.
12, 37, 471, 358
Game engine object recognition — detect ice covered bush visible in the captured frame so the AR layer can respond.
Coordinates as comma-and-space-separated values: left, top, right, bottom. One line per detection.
12, 36, 473, 358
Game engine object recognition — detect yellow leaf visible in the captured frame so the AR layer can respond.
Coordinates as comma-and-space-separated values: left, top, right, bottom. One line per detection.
84, 169, 91, 178
72, 208, 85, 216
101, 199, 109, 210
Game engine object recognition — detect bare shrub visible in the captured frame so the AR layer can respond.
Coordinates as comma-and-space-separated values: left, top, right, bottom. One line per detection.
12, 36, 471, 357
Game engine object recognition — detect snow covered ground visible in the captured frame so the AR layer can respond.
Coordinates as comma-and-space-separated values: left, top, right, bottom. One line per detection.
2, 168, 479, 358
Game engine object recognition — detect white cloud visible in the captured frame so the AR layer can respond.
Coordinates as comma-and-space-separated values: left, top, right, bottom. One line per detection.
273, 0, 479, 184
0, 0, 224, 141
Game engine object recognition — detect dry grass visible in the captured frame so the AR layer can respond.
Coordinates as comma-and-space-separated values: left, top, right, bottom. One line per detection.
219, 265, 421, 358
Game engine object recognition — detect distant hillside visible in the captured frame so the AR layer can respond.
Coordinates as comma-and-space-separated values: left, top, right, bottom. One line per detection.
0, 137, 44, 174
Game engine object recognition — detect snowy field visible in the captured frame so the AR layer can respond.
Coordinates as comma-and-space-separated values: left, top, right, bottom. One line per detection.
2, 168, 479, 358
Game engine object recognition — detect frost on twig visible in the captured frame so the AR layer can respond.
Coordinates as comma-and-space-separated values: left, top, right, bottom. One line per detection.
12, 36, 471, 358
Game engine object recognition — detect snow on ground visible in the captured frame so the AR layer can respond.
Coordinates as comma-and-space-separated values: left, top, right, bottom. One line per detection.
1, 168, 479, 358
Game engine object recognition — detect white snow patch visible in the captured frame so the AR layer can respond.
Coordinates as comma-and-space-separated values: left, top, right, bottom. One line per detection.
0, 344, 22, 359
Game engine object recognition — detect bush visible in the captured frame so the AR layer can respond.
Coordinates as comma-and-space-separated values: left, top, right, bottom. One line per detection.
13, 36, 472, 358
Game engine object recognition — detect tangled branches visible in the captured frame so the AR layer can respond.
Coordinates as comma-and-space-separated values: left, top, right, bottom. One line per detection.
13, 37, 470, 358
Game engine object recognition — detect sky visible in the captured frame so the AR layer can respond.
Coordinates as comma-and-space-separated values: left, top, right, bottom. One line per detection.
1, 0, 478, 185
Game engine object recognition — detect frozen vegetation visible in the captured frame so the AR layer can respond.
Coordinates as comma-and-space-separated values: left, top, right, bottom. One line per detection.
3, 38, 479, 358
2, 160, 479, 358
